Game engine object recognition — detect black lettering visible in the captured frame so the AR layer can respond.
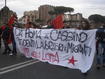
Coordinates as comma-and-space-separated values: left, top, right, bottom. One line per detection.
50, 30, 58, 41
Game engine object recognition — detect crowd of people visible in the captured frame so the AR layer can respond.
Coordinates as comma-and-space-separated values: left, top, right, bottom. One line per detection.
0, 14, 105, 77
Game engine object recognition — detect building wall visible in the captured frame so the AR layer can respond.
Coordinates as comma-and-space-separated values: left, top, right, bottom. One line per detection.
38, 5, 54, 24
23, 10, 39, 23
64, 13, 83, 28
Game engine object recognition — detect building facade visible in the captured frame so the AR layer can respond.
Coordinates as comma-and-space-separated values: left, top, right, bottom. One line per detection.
38, 5, 54, 25
20, 10, 39, 24
64, 13, 83, 28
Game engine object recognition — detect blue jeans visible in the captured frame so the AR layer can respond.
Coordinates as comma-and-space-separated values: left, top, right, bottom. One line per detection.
97, 42, 105, 65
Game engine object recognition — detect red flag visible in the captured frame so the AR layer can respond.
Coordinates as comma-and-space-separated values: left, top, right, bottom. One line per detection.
8, 15, 16, 27
52, 14, 64, 29
1, 25, 6, 30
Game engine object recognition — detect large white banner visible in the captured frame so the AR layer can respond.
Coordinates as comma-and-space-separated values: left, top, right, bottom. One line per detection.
14, 27, 97, 73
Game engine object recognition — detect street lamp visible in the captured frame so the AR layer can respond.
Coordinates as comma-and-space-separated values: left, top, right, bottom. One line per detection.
5, 0, 7, 7
4, 0, 8, 24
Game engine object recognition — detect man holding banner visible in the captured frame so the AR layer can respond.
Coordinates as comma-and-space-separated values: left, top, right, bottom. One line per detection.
8, 13, 18, 56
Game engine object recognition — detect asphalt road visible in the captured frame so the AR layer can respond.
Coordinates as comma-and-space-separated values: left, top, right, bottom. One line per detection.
1, 60, 105, 79
0, 42, 105, 79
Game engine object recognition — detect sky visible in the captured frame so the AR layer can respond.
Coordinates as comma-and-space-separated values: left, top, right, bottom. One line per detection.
0, 0, 105, 18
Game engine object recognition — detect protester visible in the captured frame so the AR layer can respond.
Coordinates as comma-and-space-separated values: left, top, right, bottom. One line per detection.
88, 14, 105, 69
81, 19, 90, 76
8, 13, 18, 56
81, 19, 90, 30
24, 22, 34, 29
33, 23, 40, 29
76, 23, 82, 30
1, 23, 12, 55
63, 21, 71, 29
102, 25, 105, 67
80, 18, 91, 77
10, 23, 18, 56
0, 27, 2, 48
46, 19, 53, 29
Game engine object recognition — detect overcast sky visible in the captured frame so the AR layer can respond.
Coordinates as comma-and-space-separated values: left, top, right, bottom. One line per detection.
0, 0, 105, 18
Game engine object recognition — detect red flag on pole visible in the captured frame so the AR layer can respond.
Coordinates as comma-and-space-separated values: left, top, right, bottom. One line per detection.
8, 14, 17, 28
51, 14, 64, 29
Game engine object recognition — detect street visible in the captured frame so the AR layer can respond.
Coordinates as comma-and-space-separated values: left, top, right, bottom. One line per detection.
0, 44, 105, 79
